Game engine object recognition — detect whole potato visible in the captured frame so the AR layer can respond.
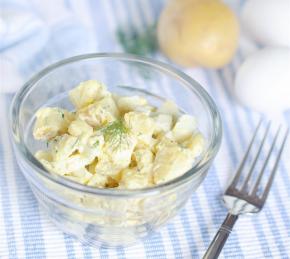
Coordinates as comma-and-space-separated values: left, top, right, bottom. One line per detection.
157, 0, 239, 68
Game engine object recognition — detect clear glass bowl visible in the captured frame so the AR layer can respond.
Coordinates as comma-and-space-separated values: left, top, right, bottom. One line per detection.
9, 53, 222, 247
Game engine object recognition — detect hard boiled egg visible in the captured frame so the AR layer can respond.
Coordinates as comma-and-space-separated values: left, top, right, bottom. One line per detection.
241, 0, 290, 47
234, 47, 290, 113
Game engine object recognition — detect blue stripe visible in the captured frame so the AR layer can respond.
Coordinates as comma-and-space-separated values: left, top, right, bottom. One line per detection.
4, 96, 46, 259
189, 194, 211, 246
114, 247, 126, 259
99, 247, 109, 259
80, 237, 93, 257
0, 97, 18, 259
142, 232, 166, 259
81, 243, 93, 258
63, 235, 76, 259
165, 222, 183, 258
178, 207, 200, 257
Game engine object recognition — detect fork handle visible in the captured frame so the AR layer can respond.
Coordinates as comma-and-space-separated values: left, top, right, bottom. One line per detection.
203, 213, 239, 259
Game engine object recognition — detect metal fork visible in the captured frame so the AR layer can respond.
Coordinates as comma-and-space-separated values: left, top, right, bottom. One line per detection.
203, 121, 289, 259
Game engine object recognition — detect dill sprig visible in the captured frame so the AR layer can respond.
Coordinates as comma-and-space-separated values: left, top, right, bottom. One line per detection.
116, 24, 158, 56
93, 139, 100, 148
117, 24, 157, 79
101, 119, 130, 150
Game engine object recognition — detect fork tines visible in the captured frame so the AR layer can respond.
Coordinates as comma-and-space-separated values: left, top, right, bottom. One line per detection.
226, 120, 289, 208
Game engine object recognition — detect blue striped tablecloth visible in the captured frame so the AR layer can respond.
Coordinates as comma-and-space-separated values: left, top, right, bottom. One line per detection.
0, 1, 290, 258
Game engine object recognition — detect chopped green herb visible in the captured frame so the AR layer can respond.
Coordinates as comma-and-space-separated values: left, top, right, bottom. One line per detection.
101, 119, 130, 150
117, 24, 158, 56
61, 113, 64, 119
93, 140, 100, 147
71, 138, 79, 149
117, 25, 157, 79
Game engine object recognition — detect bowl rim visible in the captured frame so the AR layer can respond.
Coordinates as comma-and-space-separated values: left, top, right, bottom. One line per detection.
9, 52, 222, 197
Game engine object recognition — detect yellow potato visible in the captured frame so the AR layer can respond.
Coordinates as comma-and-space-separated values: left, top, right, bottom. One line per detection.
157, 0, 239, 68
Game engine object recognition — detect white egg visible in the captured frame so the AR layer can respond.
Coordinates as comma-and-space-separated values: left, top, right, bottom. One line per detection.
241, 0, 290, 47
234, 47, 290, 113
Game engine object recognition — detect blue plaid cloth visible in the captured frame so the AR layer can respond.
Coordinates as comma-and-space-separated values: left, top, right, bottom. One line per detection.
0, 0, 290, 258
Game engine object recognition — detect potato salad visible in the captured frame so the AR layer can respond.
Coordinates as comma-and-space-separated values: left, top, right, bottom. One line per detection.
33, 80, 205, 189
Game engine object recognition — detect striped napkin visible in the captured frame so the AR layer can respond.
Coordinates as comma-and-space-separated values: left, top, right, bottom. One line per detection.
0, 0, 289, 258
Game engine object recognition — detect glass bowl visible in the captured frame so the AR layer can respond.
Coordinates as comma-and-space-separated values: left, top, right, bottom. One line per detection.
9, 53, 222, 247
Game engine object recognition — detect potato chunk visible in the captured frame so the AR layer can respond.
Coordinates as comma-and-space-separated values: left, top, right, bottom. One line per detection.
119, 168, 153, 189
117, 96, 147, 113
68, 119, 93, 137
77, 96, 119, 127
69, 80, 109, 109
124, 111, 155, 146
33, 108, 74, 140
181, 133, 205, 158
171, 114, 197, 142
153, 138, 193, 184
